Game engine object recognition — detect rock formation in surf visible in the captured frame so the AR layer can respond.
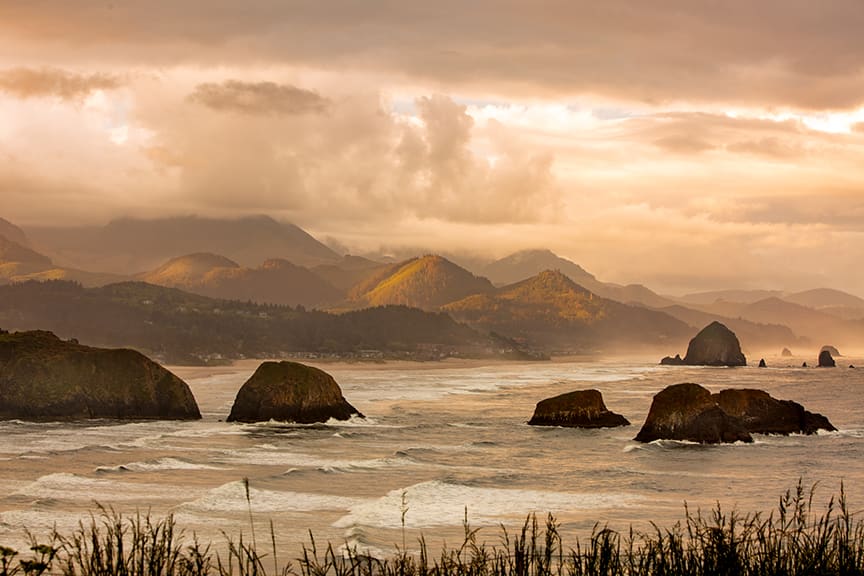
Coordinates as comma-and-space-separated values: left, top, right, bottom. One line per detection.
0, 330, 201, 420
660, 354, 684, 366
227, 361, 363, 423
714, 389, 835, 435
528, 389, 629, 428
635, 383, 752, 444
758, 358, 767, 368
659, 321, 746, 367
821, 345, 841, 357
818, 349, 836, 368
781, 347, 793, 357
635, 383, 835, 443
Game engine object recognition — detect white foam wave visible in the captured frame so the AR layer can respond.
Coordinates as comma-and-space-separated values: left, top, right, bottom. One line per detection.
181, 480, 366, 514
14, 473, 195, 502
333, 480, 643, 529
96, 457, 222, 473
216, 447, 412, 472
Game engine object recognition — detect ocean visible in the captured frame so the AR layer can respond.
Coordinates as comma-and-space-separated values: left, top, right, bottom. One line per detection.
1, 354, 863, 557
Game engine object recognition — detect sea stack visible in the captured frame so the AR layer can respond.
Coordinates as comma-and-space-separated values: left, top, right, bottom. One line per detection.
528, 389, 629, 428
227, 361, 363, 423
781, 347, 793, 357
818, 349, 836, 368
758, 358, 767, 368
659, 321, 746, 367
635, 383, 752, 444
0, 330, 201, 420
635, 383, 835, 443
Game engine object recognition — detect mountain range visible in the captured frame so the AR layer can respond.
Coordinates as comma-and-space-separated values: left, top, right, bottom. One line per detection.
2, 214, 863, 355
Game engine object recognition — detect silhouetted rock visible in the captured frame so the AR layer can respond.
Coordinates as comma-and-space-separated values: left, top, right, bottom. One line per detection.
715, 389, 835, 435
228, 361, 363, 423
758, 358, 767, 368
781, 347, 793, 357
802, 362, 808, 367
660, 354, 684, 365
0, 330, 200, 420
818, 350, 836, 368
821, 345, 841, 357
659, 322, 746, 367
850, 365, 856, 369
528, 389, 629, 428
634, 383, 752, 444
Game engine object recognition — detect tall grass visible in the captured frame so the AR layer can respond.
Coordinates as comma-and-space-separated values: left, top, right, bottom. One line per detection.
3, 481, 864, 576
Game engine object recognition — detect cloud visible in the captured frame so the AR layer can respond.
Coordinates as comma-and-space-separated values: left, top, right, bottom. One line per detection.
3, 1, 864, 109
188, 80, 329, 115
0, 67, 120, 100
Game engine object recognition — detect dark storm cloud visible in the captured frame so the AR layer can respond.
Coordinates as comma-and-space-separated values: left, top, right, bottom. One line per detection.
3, 1, 864, 109
188, 81, 329, 115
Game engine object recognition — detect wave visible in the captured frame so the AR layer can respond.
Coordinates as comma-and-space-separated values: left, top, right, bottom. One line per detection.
96, 457, 223, 473
13, 472, 195, 502
333, 480, 644, 530
181, 480, 366, 514
215, 446, 415, 473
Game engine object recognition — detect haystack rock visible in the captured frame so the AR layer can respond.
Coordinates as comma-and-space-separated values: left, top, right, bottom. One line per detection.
715, 389, 835, 435
781, 348, 793, 357
0, 330, 200, 420
758, 359, 767, 368
659, 322, 746, 367
227, 361, 363, 423
528, 389, 629, 428
818, 350, 836, 368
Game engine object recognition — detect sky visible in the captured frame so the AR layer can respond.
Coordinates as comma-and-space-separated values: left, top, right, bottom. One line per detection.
1, 1, 864, 295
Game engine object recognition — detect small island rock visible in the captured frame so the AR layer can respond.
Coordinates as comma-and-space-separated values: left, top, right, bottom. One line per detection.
715, 389, 835, 435
818, 350, 836, 368
781, 347, 793, 357
660, 354, 684, 366
228, 361, 363, 423
758, 358, 767, 368
0, 330, 200, 420
635, 383, 752, 444
528, 389, 629, 428
659, 322, 746, 367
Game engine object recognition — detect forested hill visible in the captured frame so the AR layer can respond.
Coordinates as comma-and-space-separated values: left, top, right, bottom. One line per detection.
0, 281, 533, 364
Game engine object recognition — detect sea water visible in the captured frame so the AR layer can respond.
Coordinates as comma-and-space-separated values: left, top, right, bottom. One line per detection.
1, 355, 863, 556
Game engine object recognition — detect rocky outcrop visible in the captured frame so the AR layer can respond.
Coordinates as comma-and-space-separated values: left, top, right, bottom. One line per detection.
818, 350, 836, 367
0, 330, 200, 420
715, 389, 835, 435
781, 347, 793, 357
635, 383, 752, 444
821, 345, 841, 357
660, 354, 684, 365
758, 359, 767, 368
635, 383, 835, 443
528, 389, 629, 428
659, 322, 746, 367
227, 361, 363, 423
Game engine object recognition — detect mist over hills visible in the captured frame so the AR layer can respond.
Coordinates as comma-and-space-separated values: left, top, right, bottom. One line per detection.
2, 213, 863, 355
444, 270, 691, 353
139, 253, 344, 308
26, 215, 340, 274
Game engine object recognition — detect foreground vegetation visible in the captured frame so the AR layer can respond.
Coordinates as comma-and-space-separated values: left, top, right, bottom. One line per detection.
2, 482, 863, 576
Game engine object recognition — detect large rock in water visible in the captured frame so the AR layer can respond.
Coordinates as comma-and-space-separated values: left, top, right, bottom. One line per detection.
0, 330, 200, 420
635, 383, 752, 444
683, 322, 746, 366
528, 389, 629, 428
818, 350, 836, 367
228, 361, 363, 423
821, 345, 841, 357
715, 389, 835, 435
660, 322, 746, 367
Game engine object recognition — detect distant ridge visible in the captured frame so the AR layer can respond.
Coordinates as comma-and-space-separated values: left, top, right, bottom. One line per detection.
480, 249, 674, 308
140, 253, 343, 308
348, 255, 494, 311
0, 218, 30, 247
0, 235, 122, 287
26, 215, 340, 274
444, 270, 690, 352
